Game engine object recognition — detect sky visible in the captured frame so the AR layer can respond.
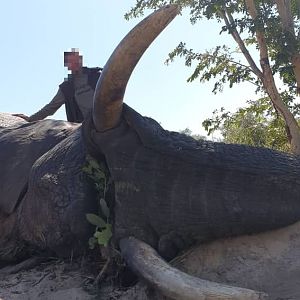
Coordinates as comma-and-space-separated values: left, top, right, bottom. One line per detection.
1, 0, 258, 137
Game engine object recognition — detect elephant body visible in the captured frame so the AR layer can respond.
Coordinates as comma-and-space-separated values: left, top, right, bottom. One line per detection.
0, 115, 96, 261
1, 6, 300, 299
1, 103, 300, 262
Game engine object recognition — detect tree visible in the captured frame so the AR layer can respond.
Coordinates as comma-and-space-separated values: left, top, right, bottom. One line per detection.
126, 0, 300, 154
202, 93, 300, 152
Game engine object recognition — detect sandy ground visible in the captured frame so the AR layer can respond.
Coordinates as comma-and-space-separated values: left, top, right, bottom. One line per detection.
0, 258, 154, 300
0, 259, 98, 300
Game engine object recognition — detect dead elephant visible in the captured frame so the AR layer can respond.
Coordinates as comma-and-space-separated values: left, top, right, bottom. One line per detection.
1, 5, 300, 299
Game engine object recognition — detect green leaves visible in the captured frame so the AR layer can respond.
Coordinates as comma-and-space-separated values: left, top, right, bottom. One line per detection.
83, 155, 112, 248
86, 212, 112, 248
94, 224, 112, 247
125, 0, 300, 152
202, 94, 300, 152
82, 155, 106, 193
88, 224, 112, 248
86, 213, 106, 228
100, 198, 110, 219
166, 42, 258, 93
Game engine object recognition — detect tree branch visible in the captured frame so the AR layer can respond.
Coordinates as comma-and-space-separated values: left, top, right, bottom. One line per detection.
275, 0, 300, 93
245, 0, 300, 154
275, 0, 295, 35
219, 7, 263, 79
244, 0, 270, 73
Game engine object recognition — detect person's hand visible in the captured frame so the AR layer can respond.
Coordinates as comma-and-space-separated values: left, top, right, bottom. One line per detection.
12, 113, 30, 121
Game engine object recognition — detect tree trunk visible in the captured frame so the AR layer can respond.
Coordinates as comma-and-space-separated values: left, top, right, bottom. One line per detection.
244, 0, 300, 154
261, 72, 300, 153
275, 0, 300, 93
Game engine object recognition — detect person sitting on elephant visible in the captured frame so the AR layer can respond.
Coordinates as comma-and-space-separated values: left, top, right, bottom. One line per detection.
15, 49, 102, 123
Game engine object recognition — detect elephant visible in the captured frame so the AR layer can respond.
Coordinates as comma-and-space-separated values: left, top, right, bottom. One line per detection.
1, 5, 300, 299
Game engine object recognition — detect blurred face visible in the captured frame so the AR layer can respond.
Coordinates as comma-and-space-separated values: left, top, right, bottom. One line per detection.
64, 52, 83, 72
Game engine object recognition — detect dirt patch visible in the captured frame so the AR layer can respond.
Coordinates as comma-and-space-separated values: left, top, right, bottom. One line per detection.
0, 259, 98, 300
0, 257, 153, 300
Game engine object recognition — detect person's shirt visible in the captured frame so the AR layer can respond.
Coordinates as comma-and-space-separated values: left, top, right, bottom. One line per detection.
28, 70, 97, 122
73, 71, 95, 118
28, 89, 64, 121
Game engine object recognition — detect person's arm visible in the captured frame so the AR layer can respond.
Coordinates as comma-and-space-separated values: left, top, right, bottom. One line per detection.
28, 89, 65, 122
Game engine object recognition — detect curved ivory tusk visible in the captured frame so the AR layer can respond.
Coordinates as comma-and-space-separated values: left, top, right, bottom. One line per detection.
119, 237, 268, 300
92, 5, 180, 132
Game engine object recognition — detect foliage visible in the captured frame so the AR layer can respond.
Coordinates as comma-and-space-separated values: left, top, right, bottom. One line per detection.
202, 93, 300, 152
126, 0, 300, 153
82, 155, 112, 248
167, 43, 260, 94
126, 1, 300, 92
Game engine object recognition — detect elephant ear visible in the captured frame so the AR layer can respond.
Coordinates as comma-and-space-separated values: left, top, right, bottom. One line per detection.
0, 120, 77, 214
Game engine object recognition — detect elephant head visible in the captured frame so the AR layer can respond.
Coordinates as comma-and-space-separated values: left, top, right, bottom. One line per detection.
81, 4, 300, 299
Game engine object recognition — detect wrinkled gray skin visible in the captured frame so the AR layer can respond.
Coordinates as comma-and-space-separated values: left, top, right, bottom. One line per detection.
86, 104, 300, 260
0, 113, 97, 261
2, 100, 300, 263
1, 5, 300, 282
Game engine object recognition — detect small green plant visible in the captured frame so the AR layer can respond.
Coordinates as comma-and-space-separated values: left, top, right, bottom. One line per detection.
83, 155, 112, 248
86, 210, 112, 248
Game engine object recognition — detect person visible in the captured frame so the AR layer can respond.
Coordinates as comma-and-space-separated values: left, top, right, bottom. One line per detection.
15, 49, 102, 123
